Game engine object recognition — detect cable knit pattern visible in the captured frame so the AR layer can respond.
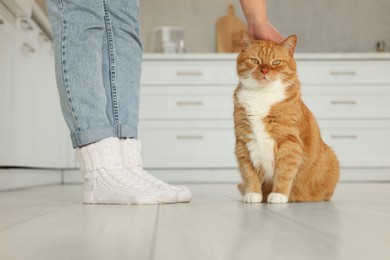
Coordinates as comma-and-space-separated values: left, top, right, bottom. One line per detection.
76, 137, 178, 205
121, 138, 193, 203
77, 137, 123, 172
121, 138, 143, 168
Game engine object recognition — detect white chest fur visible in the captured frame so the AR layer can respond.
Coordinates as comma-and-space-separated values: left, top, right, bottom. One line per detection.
237, 79, 287, 180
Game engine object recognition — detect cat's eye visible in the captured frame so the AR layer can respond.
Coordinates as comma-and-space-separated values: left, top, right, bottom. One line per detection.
272, 60, 282, 66
250, 58, 260, 64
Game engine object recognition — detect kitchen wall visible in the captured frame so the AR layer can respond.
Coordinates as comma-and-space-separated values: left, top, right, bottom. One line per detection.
140, 0, 390, 53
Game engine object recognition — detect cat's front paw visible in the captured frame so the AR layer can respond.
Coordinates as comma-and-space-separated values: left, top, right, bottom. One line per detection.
243, 193, 262, 203
267, 193, 288, 204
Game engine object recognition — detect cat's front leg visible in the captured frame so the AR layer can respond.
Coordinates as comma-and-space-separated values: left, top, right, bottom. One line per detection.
236, 142, 263, 203
237, 160, 263, 203
268, 141, 303, 204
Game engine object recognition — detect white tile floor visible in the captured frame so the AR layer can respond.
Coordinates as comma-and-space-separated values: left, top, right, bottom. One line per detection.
1, 182, 390, 260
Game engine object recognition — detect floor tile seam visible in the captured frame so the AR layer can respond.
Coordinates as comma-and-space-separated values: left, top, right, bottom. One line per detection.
193, 185, 389, 214
194, 185, 241, 202
331, 200, 390, 213
148, 204, 160, 260
255, 205, 342, 241
0, 184, 65, 193
208, 189, 340, 241
0, 203, 79, 233
207, 186, 390, 218
195, 188, 342, 253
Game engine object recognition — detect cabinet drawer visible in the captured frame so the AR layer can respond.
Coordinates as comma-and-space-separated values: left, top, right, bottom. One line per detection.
319, 121, 390, 168
303, 94, 390, 119
298, 61, 390, 85
139, 120, 390, 169
139, 122, 236, 168
141, 61, 238, 85
140, 87, 234, 120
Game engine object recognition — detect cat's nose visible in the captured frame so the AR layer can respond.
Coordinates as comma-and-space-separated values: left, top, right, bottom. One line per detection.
261, 66, 269, 74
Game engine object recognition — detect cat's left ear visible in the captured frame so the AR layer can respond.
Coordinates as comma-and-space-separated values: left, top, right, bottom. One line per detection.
280, 35, 297, 56
241, 31, 254, 51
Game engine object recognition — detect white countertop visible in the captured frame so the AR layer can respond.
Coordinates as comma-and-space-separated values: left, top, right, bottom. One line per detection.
144, 52, 390, 61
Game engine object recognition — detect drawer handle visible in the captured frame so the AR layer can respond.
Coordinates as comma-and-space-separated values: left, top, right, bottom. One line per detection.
176, 71, 203, 76
329, 71, 356, 76
331, 135, 357, 139
20, 18, 34, 32
176, 101, 203, 106
176, 135, 203, 140
21, 43, 35, 54
330, 100, 357, 105
38, 32, 50, 42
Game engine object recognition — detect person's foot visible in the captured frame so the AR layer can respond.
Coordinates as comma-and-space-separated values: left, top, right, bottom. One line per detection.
121, 138, 193, 203
129, 166, 193, 202
77, 137, 178, 205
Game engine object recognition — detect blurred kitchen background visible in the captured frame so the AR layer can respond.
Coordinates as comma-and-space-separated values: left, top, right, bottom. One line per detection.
1, 0, 390, 190
140, 0, 390, 53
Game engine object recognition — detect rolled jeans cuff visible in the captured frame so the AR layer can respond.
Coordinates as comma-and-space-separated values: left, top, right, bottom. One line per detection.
70, 124, 138, 148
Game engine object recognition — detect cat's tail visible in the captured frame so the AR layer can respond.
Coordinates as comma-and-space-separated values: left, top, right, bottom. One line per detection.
237, 183, 245, 196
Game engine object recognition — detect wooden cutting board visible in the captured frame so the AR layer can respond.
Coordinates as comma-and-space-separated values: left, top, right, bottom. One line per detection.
216, 4, 247, 53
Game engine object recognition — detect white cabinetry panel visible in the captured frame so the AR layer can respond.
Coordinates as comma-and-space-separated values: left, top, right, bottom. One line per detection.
139, 121, 236, 168
0, 5, 68, 168
141, 61, 237, 85
302, 85, 390, 120
0, 10, 15, 166
298, 61, 390, 85
140, 86, 235, 120
320, 120, 390, 168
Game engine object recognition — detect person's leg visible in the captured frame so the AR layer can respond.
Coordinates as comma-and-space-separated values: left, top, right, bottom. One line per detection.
103, 0, 192, 202
46, 0, 115, 148
102, 0, 141, 137
45, 0, 177, 204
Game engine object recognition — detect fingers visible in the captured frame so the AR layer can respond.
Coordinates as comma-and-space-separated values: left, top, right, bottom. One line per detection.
251, 20, 284, 43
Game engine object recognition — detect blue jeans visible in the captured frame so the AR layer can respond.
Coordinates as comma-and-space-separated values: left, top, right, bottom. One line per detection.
45, 0, 142, 148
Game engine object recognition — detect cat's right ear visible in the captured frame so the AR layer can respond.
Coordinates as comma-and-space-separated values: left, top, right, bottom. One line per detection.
241, 31, 254, 51
280, 35, 297, 56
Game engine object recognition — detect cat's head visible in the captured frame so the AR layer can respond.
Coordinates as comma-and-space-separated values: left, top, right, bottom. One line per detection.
237, 31, 297, 89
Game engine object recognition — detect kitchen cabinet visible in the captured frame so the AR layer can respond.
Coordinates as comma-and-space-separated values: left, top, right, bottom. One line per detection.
139, 57, 236, 171
299, 60, 390, 173
0, 3, 69, 168
138, 53, 390, 181
0, 9, 15, 166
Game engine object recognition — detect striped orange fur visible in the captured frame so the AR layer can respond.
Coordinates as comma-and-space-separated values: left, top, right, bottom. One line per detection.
234, 32, 339, 203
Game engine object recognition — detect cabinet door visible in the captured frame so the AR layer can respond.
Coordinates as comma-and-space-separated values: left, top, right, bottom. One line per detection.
297, 61, 390, 85
9, 33, 36, 166
139, 121, 237, 169
319, 120, 390, 168
28, 22, 69, 168
302, 85, 390, 120
0, 12, 69, 168
29, 45, 67, 167
140, 86, 235, 120
0, 12, 21, 165
141, 61, 238, 86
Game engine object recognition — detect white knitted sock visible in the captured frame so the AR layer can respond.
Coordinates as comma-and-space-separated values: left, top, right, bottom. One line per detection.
120, 138, 193, 203
76, 137, 177, 205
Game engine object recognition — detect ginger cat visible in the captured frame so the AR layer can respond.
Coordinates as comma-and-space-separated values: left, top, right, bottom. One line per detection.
233, 32, 339, 204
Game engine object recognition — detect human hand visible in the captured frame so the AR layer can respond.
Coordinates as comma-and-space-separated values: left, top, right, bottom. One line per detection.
248, 20, 284, 43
